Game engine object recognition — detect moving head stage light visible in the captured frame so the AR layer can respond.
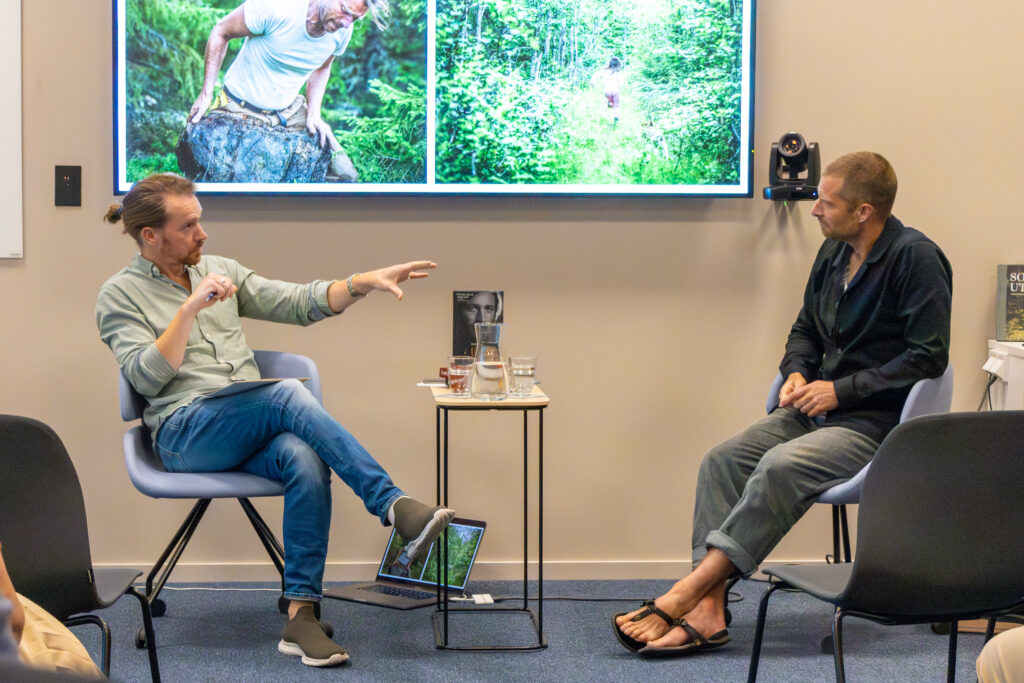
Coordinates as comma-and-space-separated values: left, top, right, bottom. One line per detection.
764, 132, 820, 201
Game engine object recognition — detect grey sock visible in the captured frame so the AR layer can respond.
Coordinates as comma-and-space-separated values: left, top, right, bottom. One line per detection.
393, 498, 456, 561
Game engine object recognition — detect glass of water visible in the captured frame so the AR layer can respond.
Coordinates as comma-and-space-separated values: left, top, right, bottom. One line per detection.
508, 356, 537, 397
447, 356, 473, 398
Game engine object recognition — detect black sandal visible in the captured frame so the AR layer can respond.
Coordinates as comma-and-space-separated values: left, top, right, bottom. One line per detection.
612, 600, 677, 652
636, 616, 731, 658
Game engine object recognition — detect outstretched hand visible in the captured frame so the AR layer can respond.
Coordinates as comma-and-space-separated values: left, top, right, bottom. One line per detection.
356, 261, 437, 300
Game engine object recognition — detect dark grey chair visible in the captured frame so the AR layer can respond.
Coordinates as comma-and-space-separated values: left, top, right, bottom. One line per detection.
746, 411, 1024, 683
0, 415, 160, 682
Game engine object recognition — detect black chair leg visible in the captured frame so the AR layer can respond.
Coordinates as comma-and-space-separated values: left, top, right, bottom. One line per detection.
830, 505, 841, 563
832, 608, 847, 683
130, 586, 161, 683
984, 617, 997, 643
947, 619, 957, 683
724, 576, 740, 627
238, 497, 285, 576
145, 499, 212, 610
238, 497, 288, 612
746, 582, 781, 683
819, 506, 851, 656
838, 505, 852, 562
64, 614, 110, 676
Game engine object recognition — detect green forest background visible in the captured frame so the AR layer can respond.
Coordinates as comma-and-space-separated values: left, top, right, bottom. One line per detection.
381, 526, 482, 584
435, 0, 746, 186
124, 0, 427, 184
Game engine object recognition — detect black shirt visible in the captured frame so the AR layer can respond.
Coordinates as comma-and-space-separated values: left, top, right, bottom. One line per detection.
780, 215, 953, 443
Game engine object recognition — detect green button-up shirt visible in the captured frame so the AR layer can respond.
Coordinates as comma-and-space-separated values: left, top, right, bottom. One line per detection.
96, 253, 336, 438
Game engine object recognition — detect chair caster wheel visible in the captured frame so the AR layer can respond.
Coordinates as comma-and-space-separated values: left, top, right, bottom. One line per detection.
278, 596, 289, 614
135, 627, 147, 649
820, 635, 834, 654
724, 607, 732, 627
151, 598, 166, 618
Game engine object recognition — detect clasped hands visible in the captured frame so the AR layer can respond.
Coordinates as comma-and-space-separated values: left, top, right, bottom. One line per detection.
778, 373, 838, 418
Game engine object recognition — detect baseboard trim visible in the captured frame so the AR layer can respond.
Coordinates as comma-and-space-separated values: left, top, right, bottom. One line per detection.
96, 558, 832, 584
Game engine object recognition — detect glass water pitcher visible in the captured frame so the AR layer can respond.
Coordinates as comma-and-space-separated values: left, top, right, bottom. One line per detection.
471, 322, 507, 399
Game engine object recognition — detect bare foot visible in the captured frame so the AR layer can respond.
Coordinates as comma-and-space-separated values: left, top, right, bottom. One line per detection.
615, 586, 701, 644
616, 550, 735, 646
646, 593, 727, 649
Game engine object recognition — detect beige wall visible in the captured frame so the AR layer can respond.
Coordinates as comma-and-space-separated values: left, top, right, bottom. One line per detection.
1, 1, 1018, 581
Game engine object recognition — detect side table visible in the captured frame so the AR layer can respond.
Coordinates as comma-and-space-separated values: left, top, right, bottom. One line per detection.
428, 385, 549, 651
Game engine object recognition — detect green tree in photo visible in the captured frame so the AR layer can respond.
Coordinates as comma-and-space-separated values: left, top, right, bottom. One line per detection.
435, 0, 746, 186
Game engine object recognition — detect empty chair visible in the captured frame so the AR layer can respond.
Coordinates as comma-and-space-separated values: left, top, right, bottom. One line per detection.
747, 411, 1024, 683
0, 414, 160, 681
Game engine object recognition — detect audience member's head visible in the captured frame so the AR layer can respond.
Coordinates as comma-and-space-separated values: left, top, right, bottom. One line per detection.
823, 151, 898, 219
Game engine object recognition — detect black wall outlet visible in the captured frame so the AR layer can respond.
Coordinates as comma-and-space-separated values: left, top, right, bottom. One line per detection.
55, 165, 82, 207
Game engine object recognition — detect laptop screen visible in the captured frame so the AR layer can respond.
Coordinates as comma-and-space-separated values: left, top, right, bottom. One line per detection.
376, 517, 486, 591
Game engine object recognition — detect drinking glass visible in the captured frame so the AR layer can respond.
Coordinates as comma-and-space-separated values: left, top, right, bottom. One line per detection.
508, 355, 537, 397
447, 356, 473, 398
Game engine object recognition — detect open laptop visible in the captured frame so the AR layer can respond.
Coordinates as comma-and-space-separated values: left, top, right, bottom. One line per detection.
323, 517, 486, 610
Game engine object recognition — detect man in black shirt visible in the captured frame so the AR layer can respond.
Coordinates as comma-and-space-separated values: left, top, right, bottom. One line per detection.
614, 152, 952, 656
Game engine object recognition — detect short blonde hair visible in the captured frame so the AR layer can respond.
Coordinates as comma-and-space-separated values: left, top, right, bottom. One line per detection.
824, 152, 898, 219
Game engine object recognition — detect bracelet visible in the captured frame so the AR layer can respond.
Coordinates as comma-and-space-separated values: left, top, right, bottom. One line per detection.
346, 273, 364, 298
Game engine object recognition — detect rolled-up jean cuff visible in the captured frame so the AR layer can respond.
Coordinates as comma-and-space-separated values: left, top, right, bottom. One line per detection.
282, 591, 322, 604
705, 530, 758, 577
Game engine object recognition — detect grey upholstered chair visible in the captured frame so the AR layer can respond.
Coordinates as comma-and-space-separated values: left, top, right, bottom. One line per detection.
119, 350, 322, 640
765, 364, 954, 564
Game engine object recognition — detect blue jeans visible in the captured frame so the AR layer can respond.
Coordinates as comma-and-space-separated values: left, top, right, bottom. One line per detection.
691, 407, 879, 576
155, 379, 405, 602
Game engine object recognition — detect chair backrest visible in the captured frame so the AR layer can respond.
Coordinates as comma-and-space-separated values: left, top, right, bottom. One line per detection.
0, 415, 99, 618
119, 350, 323, 423
765, 364, 955, 422
899, 363, 954, 422
842, 411, 1024, 618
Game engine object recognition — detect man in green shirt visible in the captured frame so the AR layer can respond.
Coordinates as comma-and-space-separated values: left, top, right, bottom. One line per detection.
97, 172, 453, 667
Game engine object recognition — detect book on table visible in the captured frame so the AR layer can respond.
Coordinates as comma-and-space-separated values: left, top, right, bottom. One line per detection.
997, 265, 1024, 341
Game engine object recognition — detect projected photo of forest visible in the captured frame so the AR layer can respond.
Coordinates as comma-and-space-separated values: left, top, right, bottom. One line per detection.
380, 524, 482, 586
121, 0, 427, 186
116, 0, 752, 193
435, 0, 748, 187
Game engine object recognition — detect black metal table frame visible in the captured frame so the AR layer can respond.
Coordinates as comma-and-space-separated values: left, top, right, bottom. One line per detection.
432, 401, 548, 651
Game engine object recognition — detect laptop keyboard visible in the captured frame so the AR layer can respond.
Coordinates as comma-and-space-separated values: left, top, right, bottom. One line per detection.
357, 584, 437, 600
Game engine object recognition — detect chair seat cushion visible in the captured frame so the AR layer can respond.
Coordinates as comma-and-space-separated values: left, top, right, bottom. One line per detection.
815, 470, 867, 505
763, 563, 854, 603
92, 568, 144, 608
124, 426, 284, 499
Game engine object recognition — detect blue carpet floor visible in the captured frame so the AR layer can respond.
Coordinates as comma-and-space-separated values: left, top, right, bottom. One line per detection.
75, 579, 987, 682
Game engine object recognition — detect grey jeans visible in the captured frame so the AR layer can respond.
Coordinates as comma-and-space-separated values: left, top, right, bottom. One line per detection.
691, 407, 879, 576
